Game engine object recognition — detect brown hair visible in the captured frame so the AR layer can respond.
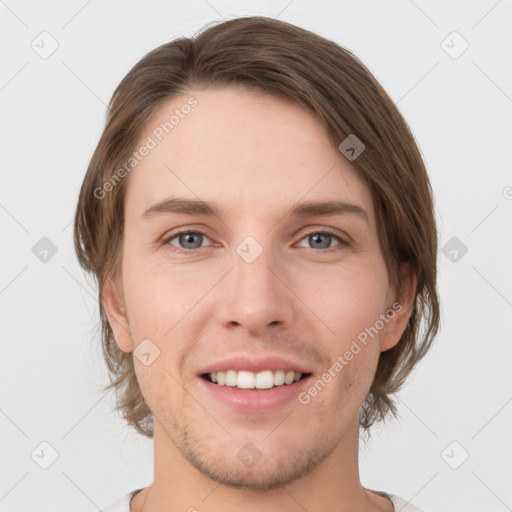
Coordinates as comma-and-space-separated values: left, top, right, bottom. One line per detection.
73, 15, 440, 439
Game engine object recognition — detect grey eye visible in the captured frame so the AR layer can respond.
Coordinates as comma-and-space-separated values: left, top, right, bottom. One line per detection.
169, 232, 206, 250
308, 232, 333, 249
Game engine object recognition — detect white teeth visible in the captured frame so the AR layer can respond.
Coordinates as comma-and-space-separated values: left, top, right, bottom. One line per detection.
237, 371, 255, 389
255, 370, 274, 389
273, 369, 285, 386
207, 369, 306, 389
225, 370, 237, 386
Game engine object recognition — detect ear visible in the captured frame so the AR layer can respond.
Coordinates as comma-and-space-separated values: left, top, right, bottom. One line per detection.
102, 275, 133, 353
379, 263, 417, 352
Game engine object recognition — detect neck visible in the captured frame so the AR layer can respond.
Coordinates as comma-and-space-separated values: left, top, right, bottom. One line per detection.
131, 416, 393, 512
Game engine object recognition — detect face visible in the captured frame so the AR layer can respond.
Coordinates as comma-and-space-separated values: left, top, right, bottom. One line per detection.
104, 85, 414, 490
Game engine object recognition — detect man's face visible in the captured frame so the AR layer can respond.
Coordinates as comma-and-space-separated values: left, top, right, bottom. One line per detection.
106, 85, 409, 490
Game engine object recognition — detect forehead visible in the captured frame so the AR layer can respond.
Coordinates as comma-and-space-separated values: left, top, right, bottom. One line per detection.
124, 85, 374, 228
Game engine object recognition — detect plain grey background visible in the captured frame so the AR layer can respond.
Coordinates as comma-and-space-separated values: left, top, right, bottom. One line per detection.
1, 1, 511, 511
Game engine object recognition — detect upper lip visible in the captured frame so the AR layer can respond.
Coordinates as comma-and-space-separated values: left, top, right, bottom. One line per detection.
197, 355, 312, 376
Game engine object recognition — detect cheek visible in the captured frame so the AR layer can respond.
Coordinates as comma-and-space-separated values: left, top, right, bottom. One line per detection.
331, 354, 380, 419
123, 264, 207, 380
136, 368, 167, 425
122, 257, 198, 338
134, 358, 184, 426
308, 265, 389, 341
302, 342, 380, 426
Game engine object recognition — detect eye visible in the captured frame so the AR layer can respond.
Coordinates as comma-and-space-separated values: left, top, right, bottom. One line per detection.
161, 228, 349, 255
297, 229, 348, 253
163, 230, 212, 253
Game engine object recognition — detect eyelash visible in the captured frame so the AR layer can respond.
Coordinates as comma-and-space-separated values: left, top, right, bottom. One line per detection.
161, 228, 349, 255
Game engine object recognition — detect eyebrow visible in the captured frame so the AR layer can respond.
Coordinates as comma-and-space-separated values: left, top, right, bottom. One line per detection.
142, 197, 369, 223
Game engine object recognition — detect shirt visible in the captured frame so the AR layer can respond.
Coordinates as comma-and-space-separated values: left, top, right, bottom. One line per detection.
102, 487, 430, 511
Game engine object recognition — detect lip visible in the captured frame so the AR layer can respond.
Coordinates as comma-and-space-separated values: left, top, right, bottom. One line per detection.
197, 355, 311, 376
198, 373, 313, 413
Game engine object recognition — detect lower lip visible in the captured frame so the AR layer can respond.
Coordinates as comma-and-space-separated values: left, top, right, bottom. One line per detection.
198, 375, 312, 413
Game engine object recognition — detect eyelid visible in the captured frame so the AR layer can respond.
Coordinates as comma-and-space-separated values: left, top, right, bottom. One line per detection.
161, 226, 350, 253
162, 228, 215, 251
295, 227, 349, 251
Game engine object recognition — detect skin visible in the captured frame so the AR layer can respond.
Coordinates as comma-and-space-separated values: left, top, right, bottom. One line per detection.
103, 85, 416, 512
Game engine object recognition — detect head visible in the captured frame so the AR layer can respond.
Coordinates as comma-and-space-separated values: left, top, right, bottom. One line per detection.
74, 15, 439, 487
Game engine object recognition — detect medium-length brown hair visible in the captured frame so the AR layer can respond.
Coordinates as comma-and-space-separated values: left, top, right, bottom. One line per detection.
74, 15, 440, 439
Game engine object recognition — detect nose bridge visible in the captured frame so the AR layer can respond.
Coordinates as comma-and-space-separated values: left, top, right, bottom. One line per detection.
217, 232, 294, 332
234, 234, 276, 292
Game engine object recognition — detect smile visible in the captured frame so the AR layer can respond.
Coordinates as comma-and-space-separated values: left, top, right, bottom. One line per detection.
202, 369, 311, 389
199, 371, 313, 413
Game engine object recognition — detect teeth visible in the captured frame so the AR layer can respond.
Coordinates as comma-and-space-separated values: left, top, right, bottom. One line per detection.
225, 370, 237, 386
208, 369, 306, 389
273, 369, 285, 386
255, 370, 274, 389
238, 370, 256, 389
285, 370, 295, 384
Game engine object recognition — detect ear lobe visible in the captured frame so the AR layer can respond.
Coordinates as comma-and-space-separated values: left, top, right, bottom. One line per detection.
379, 263, 417, 352
102, 276, 133, 353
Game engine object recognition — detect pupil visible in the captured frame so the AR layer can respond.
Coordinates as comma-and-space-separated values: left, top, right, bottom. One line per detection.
182, 233, 201, 249
311, 233, 329, 249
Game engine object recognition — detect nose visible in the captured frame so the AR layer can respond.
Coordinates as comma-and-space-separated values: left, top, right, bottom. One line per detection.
215, 241, 295, 335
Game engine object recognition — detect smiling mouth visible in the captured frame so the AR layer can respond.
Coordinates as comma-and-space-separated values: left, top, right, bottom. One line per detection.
201, 370, 312, 390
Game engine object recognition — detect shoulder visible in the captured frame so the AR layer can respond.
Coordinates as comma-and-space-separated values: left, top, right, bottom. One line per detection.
101, 488, 144, 512
367, 488, 431, 512
387, 493, 431, 512
101, 488, 433, 512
